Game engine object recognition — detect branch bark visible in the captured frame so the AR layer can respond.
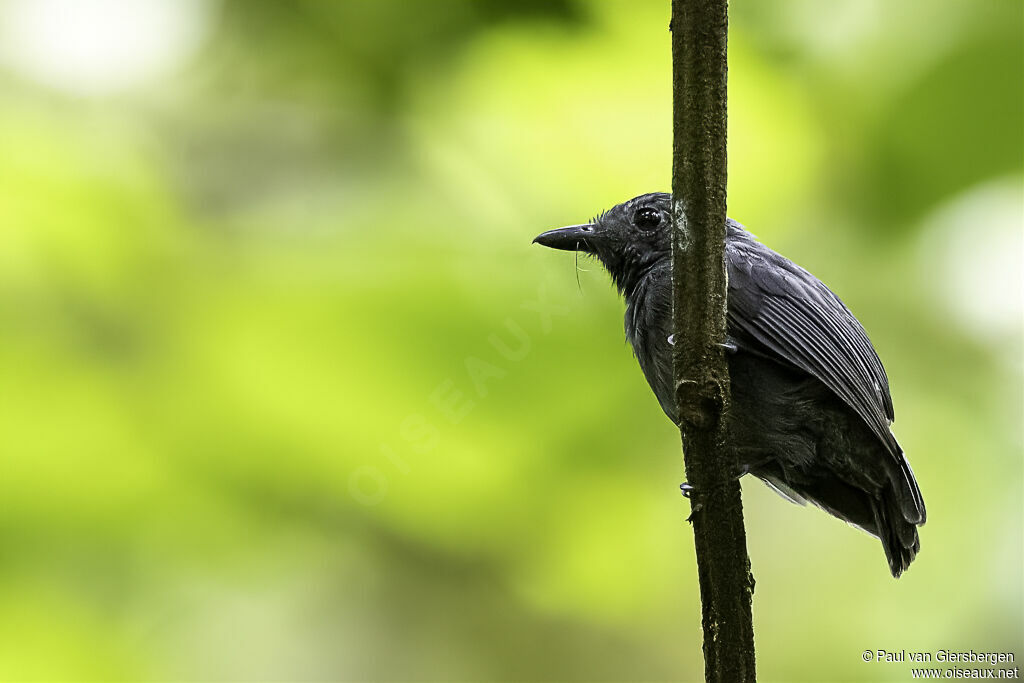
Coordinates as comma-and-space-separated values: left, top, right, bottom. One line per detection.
670, 1, 756, 681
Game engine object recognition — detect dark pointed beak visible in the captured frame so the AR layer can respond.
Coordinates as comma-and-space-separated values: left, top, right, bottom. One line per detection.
532, 224, 596, 252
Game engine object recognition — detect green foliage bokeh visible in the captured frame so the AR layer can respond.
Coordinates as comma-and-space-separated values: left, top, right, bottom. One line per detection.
0, 0, 1021, 680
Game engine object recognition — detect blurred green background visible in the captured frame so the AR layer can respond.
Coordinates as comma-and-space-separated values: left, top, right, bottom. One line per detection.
0, 0, 1021, 681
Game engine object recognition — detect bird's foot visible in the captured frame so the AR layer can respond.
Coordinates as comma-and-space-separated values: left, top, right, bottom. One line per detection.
681, 465, 748, 498
680, 465, 750, 522
681, 482, 703, 523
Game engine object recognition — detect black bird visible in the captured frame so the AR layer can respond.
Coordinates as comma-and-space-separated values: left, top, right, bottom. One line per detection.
533, 192, 925, 577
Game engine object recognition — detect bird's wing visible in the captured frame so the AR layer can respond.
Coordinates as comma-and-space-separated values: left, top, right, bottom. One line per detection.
725, 232, 897, 456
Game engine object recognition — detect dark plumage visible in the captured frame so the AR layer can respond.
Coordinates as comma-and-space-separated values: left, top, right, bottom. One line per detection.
533, 192, 925, 577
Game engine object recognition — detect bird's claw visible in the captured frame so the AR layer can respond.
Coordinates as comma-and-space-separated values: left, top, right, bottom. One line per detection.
680, 465, 747, 500
686, 502, 703, 524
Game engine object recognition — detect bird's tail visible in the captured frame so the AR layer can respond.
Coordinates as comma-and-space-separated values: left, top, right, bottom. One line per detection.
872, 487, 920, 578
758, 447, 925, 578
872, 452, 926, 578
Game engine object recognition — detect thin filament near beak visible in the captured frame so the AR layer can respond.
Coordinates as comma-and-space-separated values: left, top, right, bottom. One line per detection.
574, 242, 589, 292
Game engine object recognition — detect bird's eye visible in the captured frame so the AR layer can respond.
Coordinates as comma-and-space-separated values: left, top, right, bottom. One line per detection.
634, 207, 662, 232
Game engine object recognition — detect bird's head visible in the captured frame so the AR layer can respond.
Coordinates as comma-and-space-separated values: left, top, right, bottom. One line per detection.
533, 192, 672, 296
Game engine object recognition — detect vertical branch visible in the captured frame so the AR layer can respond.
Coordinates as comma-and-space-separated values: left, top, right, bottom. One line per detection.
670, 1, 756, 682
